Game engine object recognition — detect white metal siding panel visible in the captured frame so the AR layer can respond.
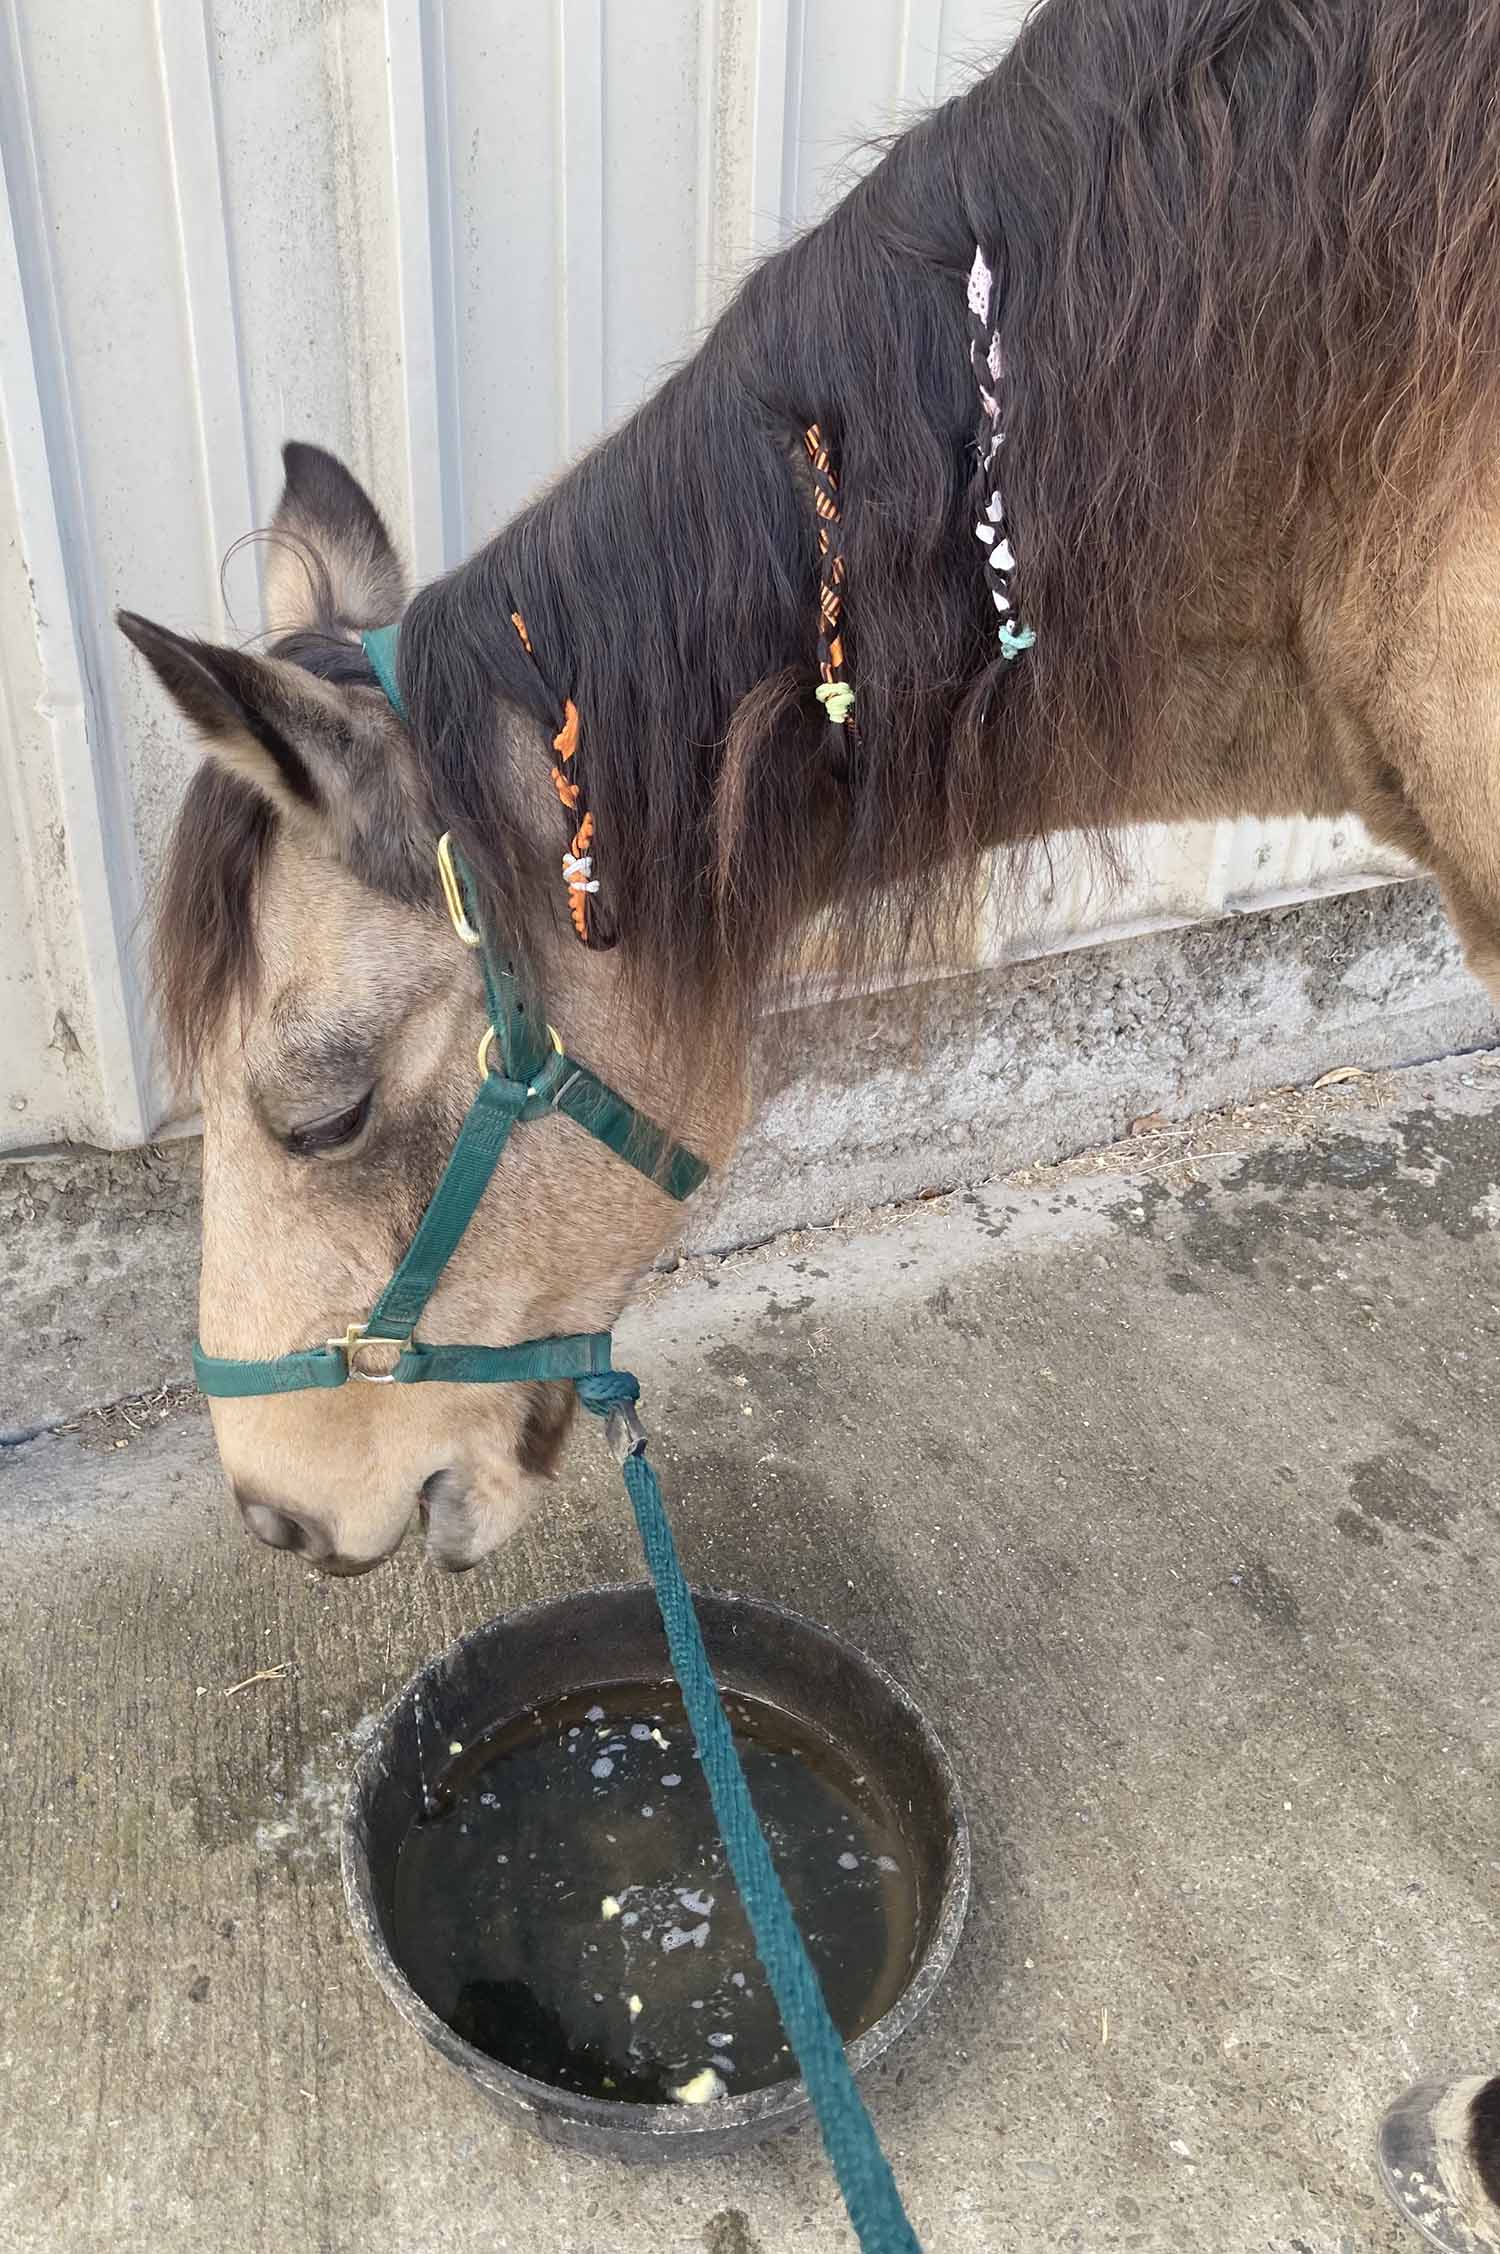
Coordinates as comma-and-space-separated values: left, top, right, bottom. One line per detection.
600, 5, 705, 419
207, 0, 412, 581
0, 0, 159, 1149
443, 2, 564, 534
12, 2, 216, 900
0, 266, 111, 1144
0, 0, 1412, 1156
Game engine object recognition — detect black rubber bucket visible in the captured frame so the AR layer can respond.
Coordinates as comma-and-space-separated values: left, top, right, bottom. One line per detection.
341, 1583, 969, 2160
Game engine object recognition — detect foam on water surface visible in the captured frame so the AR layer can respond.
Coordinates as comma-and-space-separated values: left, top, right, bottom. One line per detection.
391, 1680, 921, 2103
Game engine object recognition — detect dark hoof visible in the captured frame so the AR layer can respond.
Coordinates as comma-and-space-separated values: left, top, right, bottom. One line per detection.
1377, 2076, 1500, 2251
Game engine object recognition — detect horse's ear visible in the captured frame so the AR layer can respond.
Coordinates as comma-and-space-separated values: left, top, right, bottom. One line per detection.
261, 441, 405, 636
117, 611, 332, 819
121, 609, 429, 897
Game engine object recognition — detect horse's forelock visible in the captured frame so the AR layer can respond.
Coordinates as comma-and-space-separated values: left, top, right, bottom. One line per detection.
153, 762, 277, 1087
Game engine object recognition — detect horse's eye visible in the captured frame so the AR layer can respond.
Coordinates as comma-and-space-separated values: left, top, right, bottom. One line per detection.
284, 1090, 374, 1158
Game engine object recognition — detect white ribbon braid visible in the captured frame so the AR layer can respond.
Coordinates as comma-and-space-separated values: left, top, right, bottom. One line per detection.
968, 246, 1035, 662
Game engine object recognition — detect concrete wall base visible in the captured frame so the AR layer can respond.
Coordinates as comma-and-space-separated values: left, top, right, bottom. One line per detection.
3, 879, 1493, 1434
703, 878, 1497, 1248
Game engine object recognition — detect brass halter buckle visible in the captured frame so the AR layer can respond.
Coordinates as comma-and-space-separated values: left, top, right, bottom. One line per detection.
436, 832, 483, 948
328, 1323, 409, 1383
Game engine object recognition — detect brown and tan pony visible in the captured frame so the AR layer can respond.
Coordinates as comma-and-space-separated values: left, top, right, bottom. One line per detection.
123, 0, 1500, 1575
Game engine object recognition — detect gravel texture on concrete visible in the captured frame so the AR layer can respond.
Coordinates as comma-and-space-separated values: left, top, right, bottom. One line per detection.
2, 1052, 1498, 2252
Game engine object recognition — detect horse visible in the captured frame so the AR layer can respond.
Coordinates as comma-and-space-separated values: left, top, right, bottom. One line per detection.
121, 0, 1500, 1577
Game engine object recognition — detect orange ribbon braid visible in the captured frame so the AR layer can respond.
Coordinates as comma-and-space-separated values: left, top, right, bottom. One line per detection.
512, 612, 597, 943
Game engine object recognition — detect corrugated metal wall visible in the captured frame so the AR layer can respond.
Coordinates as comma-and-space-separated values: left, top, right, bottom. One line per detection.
0, 0, 1410, 1158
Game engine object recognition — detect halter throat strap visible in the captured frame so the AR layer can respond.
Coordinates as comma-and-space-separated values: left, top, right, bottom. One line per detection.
360, 622, 405, 718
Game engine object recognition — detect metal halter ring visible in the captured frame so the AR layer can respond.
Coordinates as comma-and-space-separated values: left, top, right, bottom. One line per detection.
476, 1020, 564, 1084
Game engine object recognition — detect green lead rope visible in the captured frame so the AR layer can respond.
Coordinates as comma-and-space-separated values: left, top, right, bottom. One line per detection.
577, 1369, 924, 2254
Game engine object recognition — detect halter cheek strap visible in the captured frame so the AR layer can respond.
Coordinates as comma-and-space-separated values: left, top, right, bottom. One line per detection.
192, 1057, 622, 1397
192, 634, 708, 1399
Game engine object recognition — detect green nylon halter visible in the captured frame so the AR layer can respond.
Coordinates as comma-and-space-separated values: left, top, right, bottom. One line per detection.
190, 620, 925, 2251
192, 629, 708, 1400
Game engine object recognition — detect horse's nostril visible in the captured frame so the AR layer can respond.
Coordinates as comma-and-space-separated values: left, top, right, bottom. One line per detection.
234, 1483, 314, 1555
420, 1469, 475, 1569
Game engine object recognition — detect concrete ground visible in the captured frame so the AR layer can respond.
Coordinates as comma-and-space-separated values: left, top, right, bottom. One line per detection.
3, 1053, 1499, 2254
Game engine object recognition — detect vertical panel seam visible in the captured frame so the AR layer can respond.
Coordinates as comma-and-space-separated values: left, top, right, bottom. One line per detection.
0, 0, 152, 1142
557, 0, 606, 454
153, 0, 260, 628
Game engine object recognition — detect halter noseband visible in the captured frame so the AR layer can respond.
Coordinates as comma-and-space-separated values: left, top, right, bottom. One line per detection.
192, 632, 708, 1401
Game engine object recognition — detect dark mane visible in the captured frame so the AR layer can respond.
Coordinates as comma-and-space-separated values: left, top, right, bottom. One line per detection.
159, 0, 1500, 1067
397, 0, 1500, 1042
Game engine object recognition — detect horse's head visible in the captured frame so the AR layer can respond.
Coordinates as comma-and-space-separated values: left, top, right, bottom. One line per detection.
120, 446, 743, 1576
